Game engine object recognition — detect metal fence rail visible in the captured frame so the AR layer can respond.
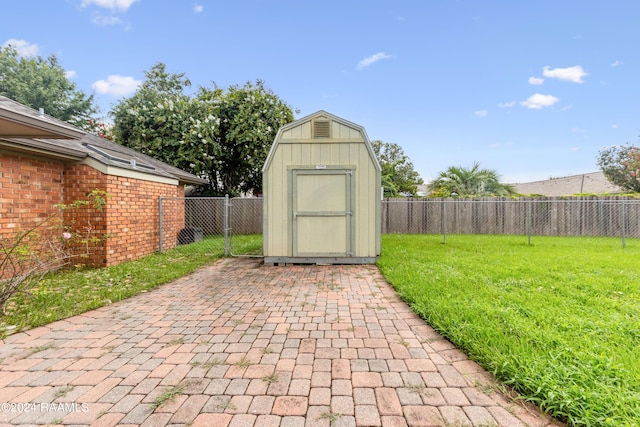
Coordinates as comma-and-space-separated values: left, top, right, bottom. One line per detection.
159, 197, 640, 255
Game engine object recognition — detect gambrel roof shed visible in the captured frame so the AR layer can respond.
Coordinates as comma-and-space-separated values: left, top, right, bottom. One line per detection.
262, 110, 381, 265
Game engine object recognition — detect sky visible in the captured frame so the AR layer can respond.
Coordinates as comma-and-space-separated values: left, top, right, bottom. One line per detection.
3, 0, 640, 184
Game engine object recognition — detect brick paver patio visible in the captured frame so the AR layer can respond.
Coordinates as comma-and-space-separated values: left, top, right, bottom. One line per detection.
0, 258, 562, 426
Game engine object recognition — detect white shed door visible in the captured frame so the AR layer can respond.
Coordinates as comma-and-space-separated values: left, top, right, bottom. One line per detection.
292, 169, 352, 257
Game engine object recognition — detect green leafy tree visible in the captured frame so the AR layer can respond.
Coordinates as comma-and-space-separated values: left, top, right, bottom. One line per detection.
427, 162, 515, 197
0, 46, 98, 130
110, 63, 197, 173
201, 80, 294, 196
597, 144, 640, 193
111, 65, 294, 196
371, 140, 423, 197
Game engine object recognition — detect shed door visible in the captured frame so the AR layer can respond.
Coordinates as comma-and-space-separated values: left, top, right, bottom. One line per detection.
292, 169, 353, 257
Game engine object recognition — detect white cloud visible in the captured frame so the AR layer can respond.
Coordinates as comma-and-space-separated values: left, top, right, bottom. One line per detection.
474, 110, 488, 118
3, 39, 39, 57
520, 93, 560, 109
357, 52, 391, 70
80, 0, 139, 11
92, 75, 141, 96
611, 124, 618, 129
194, 4, 204, 13
65, 70, 77, 79
91, 13, 125, 26
528, 76, 544, 85
498, 101, 515, 108
611, 60, 623, 67
542, 65, 588, 83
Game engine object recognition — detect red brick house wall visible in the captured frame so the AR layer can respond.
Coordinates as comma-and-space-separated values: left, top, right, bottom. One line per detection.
1, 151, 185, 268
0, 152, 65, 234
103, 174, 184, 266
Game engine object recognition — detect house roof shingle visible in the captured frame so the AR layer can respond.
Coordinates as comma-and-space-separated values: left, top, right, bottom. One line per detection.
0, 96, 206, 185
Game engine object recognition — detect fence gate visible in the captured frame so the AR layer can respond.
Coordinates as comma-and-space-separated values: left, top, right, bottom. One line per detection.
158, 196, 229, 255
158, 196, 263, 256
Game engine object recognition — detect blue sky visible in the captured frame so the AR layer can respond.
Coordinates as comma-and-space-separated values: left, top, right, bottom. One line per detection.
3, 0, 640, 184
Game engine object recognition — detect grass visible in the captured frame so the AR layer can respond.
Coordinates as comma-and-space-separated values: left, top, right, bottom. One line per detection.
234, 356, 252, 368
0, 235, 262, 338
261, 372, 279, 384
151, 382, 187, 409
377, 234, 640, 427
318, 410, 343, 426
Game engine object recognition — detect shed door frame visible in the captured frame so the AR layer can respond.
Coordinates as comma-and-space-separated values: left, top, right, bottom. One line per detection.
289, 166, 355, 258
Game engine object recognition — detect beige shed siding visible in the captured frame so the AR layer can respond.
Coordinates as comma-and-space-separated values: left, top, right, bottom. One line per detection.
280, 119, 363, 141
263, 111, 381, 261
355, 142, 378, 255
281, 120, 310, 139
332, 121, 363, 139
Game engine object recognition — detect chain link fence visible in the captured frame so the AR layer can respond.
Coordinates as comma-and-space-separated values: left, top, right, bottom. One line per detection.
159, 196, 228, 256
158, 197, 640, 256
383, 197, 640, 247
159, 196, 262, 257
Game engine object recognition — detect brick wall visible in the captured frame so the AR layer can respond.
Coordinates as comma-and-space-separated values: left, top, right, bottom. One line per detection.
0, 152, 65, 235
63, 164, 185, 266
102, 174, 184, 266
62, 164, 109, 266
1, 151, 185, 269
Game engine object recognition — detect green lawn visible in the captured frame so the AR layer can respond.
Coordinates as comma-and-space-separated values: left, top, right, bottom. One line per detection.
377, 234, 640, 426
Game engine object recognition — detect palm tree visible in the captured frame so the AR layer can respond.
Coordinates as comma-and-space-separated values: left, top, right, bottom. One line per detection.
427, 162, 516, 197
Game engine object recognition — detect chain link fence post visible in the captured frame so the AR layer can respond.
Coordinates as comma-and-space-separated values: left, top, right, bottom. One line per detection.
158, 195, 164, 253
224, 194, 230, 256
441, 201, 447, 244
622, 201, 627, 248
527, 200, 532, 245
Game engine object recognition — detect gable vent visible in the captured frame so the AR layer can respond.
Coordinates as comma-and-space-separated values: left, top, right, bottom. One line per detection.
313, 119, 330, 138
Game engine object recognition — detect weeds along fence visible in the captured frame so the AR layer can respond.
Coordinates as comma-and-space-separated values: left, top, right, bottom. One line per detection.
383, 197, 640, 246
158, 196, 640, 255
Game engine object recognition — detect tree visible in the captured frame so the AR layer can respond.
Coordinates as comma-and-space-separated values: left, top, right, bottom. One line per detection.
597, 144, 640, 193
427, 162, 515, 197
0, 46, 98, 130
111, 65, 294, 196
371, 140, 423, 196
200, 80, 294, 196
110, 63, 197, 173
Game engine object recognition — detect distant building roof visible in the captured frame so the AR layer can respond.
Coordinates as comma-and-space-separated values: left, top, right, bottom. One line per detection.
511, 172, 622, 196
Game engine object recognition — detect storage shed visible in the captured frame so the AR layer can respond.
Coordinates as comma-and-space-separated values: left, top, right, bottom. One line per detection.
262, 111, 381, 264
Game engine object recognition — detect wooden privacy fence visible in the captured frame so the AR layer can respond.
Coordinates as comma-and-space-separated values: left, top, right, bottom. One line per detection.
160, 196, 640, 253
382, 197, 640, 238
